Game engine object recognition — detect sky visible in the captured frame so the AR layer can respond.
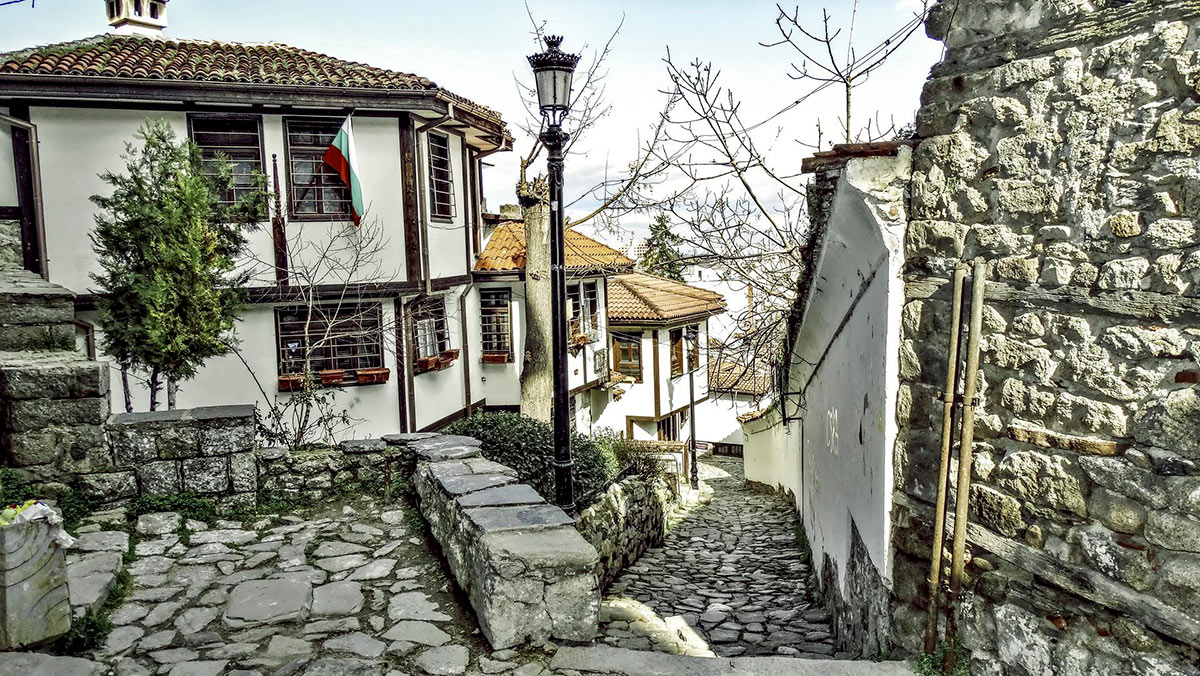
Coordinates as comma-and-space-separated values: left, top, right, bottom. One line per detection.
0, 0, 944, 245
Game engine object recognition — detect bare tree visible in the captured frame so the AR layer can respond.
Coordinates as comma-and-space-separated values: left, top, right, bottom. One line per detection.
233, 162, 404, 450
763, 1, 930, 145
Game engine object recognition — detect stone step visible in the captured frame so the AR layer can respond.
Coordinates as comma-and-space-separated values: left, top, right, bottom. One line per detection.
550, 645, 912, 676
0, 268, 78, 352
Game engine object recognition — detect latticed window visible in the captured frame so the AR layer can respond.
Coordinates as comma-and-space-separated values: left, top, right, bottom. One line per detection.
584, 281, 599, 330
568, 284, 584, 335
285, 119, 351, 219
670, 328, 684, 378
480, 289, 512, 359
428, 132, 455, 219
275, 303, 383, 379
409, 296, 449, 368
190, 116, 263, 207
612, 332, 642, 380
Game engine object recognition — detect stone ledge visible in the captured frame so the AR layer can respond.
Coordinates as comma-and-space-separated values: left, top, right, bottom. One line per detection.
406, 434, 600, 649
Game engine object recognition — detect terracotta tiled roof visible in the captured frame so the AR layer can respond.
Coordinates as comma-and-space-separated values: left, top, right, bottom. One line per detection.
709, 361, 770, 397
474, 221, 634, 273
0, 34, 503, 125
607, 273, 726, 325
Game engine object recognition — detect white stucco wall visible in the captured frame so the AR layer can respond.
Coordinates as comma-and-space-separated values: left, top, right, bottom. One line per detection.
0, 111, 18, 207
695, 391, 760, 447
32, 104, 489, 438
741, 148, 911, 595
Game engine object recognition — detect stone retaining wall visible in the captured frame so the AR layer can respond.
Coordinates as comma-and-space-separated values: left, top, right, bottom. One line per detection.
407, 434, 601, 649
257, 436, 417, 500
575, 475, 676, 588
886, 2, 1200, 674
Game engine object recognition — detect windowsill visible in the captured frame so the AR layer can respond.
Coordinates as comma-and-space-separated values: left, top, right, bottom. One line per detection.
277, 370, 389, 391
414, 355, 458, 375
430, 216, 455, 224
289, 213, 354, 223
481, 353, 512, 364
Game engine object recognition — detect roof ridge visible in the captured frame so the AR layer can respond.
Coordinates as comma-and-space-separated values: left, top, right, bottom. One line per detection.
616, 275, 663, 315
622, 272, 724, 302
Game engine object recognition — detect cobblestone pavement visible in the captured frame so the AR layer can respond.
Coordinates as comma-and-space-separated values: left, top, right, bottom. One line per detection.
39, 497, 612, 676
598, 455, 838, 659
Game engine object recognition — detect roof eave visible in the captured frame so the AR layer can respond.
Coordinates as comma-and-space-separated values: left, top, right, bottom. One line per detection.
0, 74, 510, 140
607, 307, 726, 328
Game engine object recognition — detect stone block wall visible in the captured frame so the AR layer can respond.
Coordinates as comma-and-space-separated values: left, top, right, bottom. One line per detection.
408, 434, 601, 649
575, 475, 676, 589
107, 405, 257, 508
891, 2, 1200, 674
257, 436, 420, 499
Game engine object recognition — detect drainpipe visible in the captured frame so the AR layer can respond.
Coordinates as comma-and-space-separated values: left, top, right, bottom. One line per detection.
0, 112, 49, 279
944, 260, 987, 671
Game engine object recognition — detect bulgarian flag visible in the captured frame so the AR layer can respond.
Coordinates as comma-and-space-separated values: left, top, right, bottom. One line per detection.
323, 116, 365, 225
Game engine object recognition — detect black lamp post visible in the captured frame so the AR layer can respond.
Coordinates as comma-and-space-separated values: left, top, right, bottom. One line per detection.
528, 35, 581, 514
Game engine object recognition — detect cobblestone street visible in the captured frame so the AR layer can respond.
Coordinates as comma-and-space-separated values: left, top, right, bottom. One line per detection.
47, 498, 583, 676
598, 456, 838, 659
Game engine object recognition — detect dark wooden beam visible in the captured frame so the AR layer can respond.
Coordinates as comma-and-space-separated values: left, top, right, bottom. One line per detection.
398, 114, 422, 284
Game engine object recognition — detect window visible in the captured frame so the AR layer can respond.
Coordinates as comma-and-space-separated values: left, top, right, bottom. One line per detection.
569, 395, 578, 434
276, 303, 383, 381
657, 409, 687, 442
584, 282, 599, 331
428, 132, 455, 220
670, 328, 684, 378
285, 119, 351, 219
190, 116, 264, 207
480, 289, 512, 360
409, 296, 450, 372
568, 284, 584, 335
687, 325, 700, 373
612, 332, 642, 380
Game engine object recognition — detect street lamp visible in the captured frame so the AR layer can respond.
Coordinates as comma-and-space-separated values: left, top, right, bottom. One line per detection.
528, 35, 581, 513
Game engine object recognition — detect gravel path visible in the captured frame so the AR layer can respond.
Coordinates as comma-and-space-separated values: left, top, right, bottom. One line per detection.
598, 455, 838, 659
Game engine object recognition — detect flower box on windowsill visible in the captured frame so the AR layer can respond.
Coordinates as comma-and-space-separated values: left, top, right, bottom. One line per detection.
319, 369, 346, 386
278, 374, 306, 392
356, 367, 390, 385
415, 356, 440, 374
481, 352, 511, 364
570, 333, 590, 347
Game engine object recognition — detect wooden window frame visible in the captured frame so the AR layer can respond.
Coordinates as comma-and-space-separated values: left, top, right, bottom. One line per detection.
410, 296, 454, 374
428, 131, 456, 221
275, 302, 385, 388
612, 332, 642, 381
187, 113, 266, 209
686, 325, 700, 373
283, 117, 352, 222
669, 328, 684, 378
584, 281, 599, 332
480, 288, 513, 362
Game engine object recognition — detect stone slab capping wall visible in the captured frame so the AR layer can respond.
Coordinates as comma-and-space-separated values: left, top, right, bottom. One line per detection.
108, 405, 257, 507
887, 1, 1200, 674
575, 475, 676, 589
405, 433, 601, 649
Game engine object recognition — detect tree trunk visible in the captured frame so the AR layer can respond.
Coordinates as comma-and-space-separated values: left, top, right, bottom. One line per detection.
519, 183, 552, 423
121, 365, 133, 413
167, 377, 177, 410
148, 368, 160, 412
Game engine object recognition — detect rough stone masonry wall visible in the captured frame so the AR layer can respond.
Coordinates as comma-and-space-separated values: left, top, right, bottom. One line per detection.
575, 475, 676, 589
891, 2, 1200, 674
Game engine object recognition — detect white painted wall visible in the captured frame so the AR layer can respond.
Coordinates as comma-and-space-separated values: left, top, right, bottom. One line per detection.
741, 149, 911, 596
695, 390, 761, 447
0, 110, 18, 207
594, 320, 711, 439
474, 279, 524, 407
31, 104, 492, 438
684, 266, 748, 344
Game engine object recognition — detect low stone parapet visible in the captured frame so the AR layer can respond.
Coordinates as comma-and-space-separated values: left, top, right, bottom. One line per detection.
576, 475, 676, 588
405, 434, 601, 649
107, 404, 257, 508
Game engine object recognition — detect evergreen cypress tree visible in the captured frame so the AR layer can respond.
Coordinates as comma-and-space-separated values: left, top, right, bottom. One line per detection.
90, 119, 265, 410
639, 212, 685, 281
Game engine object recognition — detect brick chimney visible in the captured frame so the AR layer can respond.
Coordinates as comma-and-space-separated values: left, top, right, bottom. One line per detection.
105, 0, 169, 36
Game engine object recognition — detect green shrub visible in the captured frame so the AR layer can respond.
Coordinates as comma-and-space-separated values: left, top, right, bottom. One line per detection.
0, 468, 97, 532
913, 640, 970, 676
126, 492, 216, 524
445, 412, 619, 501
